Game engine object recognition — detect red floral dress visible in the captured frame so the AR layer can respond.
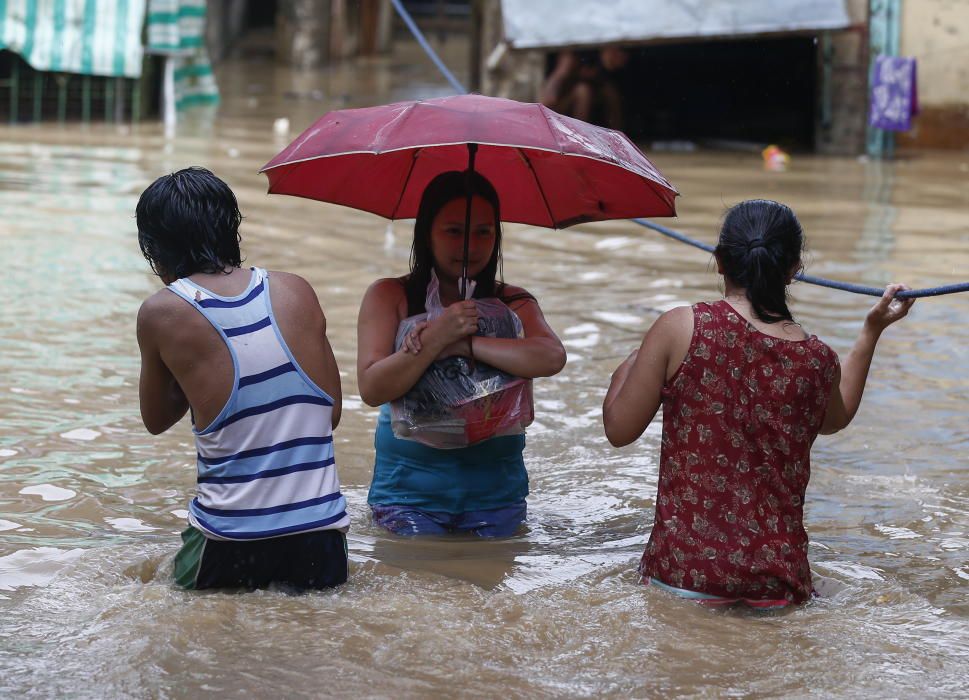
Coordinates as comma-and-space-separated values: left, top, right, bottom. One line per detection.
639, 301, 839, 603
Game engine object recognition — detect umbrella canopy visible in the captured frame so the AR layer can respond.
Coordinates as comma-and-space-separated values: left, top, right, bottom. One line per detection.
259, 94, 677, 228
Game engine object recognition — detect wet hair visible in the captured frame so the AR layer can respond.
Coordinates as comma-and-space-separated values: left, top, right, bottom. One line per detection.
136, 166, 243, 279
714, 199, 804, 324
404, 170, 506, 316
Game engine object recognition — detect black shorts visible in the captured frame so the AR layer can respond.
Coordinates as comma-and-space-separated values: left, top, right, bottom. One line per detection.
174, 525, 348, 591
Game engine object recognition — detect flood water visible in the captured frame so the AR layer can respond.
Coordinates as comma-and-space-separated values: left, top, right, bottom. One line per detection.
1, 37, 967, 698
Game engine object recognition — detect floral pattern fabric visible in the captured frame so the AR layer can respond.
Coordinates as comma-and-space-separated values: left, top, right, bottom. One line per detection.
639, 301, 839, 603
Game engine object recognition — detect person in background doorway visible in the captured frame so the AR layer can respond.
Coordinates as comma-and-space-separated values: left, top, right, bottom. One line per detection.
540, 46, 629, 130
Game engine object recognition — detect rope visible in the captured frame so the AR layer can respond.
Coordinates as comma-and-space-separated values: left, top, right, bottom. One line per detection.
388, 0, 466, 94
391, 0, 968, 301
633, 219, 969, 299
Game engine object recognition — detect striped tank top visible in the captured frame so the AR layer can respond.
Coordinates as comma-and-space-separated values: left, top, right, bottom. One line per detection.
167, 268, 349, 540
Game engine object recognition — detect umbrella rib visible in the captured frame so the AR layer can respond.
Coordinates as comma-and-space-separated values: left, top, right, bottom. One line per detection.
266, 155, 306, 195
390, 148, 422, 219
516, 147, 556, 228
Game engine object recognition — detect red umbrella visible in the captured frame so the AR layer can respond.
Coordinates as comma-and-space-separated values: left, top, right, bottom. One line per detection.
261, 93, 676, 223
260, 94, 678, 291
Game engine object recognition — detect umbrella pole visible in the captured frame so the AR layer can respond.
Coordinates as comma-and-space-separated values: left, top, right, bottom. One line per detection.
460, 143, 479, 299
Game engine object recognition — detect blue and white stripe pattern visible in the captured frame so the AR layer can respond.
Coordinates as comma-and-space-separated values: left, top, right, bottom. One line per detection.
0, 0, 147, 78
168, 268, 349, 540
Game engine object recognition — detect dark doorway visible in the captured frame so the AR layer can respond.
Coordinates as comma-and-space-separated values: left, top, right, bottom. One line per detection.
247, 0, 277, 27
621, 36, 818, 150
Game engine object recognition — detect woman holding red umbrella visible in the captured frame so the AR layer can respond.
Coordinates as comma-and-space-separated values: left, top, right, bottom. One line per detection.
260, 93, 677, 536
356, 170, 567, 537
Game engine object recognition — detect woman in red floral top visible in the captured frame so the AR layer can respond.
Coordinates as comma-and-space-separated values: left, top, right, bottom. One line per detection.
603, 200, 914, 606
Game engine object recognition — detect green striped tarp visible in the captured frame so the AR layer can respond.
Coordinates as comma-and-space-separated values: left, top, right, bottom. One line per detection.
146, 0, 218, 109
0, 0, 146, 78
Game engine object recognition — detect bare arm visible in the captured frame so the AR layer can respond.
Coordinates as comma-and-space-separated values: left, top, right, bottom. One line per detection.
540, 51, 577, 107
136, 297, 189, 435
603, 306, 692, 447
268, 272, 343, 429
356, 279, 480, 407
320, 332, 342, 429
464, 295, 566, 379
820, 283, 915, 435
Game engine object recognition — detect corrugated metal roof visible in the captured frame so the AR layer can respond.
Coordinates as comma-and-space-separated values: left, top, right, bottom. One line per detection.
501, 0, 853, 50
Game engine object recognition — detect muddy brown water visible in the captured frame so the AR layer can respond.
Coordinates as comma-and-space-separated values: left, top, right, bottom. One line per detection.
1, 39, 967, 698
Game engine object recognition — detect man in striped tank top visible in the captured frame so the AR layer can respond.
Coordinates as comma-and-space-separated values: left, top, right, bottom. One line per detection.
135, 167, 349, 591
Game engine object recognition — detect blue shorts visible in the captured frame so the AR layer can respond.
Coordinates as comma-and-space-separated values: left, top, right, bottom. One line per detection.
370, 502, 526, 538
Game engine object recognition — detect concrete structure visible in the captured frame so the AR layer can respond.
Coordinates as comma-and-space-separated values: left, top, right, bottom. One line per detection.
276, 0, 394, 69
898, 0, 969, 149
474, 0, 969, 153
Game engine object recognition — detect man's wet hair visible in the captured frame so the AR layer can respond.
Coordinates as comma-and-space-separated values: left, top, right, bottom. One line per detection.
714, 199, 804, 324
136, 166, 243, 280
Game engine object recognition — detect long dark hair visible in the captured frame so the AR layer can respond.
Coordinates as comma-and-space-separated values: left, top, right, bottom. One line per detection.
136, 166, 243, 279
714, 199, 804, 324
404, 170, 504, 316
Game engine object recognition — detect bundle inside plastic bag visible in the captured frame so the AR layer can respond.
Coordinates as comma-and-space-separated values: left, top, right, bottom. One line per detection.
390, 272, 534, 449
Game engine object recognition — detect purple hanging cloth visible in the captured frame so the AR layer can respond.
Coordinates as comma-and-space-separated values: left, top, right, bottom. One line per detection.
869, 55, 919, 131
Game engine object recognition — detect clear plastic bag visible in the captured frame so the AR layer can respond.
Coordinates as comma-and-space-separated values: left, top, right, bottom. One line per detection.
390, 272, 534, 449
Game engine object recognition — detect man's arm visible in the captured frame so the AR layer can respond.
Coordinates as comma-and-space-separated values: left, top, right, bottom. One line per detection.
136, 297, 189, 435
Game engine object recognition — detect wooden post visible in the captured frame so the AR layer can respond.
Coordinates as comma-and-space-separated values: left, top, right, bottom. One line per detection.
81, 74, 91, 124
359, 0, 393, 55
469, 0, 483, 91
9, 59, 19, 124
867, 0, 901, 158
276, 0, 331, 69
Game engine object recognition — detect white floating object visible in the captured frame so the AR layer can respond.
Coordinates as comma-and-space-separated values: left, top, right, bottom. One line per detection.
595, 236, 633, 251
563, 333, 600, 349
60, 428, 100, 441
170, 510, 189, 519
227, 147, 240, 158
0, 520, 21, 531
821, 561, 885, 581
874, 524, 921, 540
0, 547, 85, 591
0, 449, 16, 457
106, 518, 158, 533
273, 117, 290, 135
19, 485, 76, 502
594, 311, 643, 325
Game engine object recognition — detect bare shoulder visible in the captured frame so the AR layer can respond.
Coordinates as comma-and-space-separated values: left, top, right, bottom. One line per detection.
655, 305, 694, 330
137, 288, 183, 329
647, 305, 694, 346
266, 271, 327, 331
363, 277, 407, 305
499, 283, 540, 310
267, 270, 318, 301
367, 276, 406, 295
135, 289, 192, 341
